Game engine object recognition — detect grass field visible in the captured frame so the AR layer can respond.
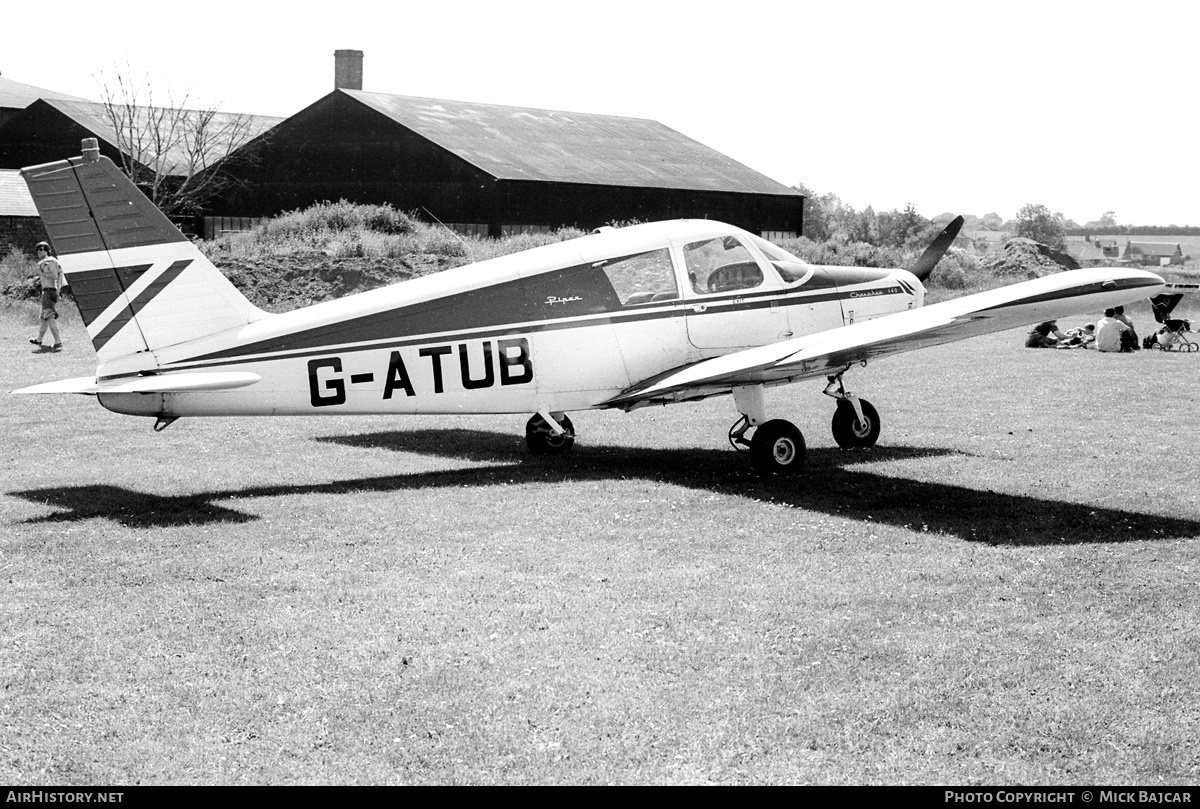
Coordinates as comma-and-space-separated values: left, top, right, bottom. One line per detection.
2, 296, 1199, 785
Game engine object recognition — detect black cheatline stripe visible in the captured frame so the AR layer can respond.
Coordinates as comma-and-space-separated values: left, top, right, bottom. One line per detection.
91, 260, 193, 352
182, 282, 880, 366
151, 286, 878, 375
157, 306, 685, 373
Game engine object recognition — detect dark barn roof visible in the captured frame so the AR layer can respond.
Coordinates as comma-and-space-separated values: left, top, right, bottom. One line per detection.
0, 98, 283, 174
0, 169, 37, 216
345, 90, 797, 195
0, 76, 90, 108
0, 75, 92, 131
212, 90, 803, 236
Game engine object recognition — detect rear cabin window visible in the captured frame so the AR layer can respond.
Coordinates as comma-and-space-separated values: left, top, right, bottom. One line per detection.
594, 248, 679, 306
683, 236, 765, 294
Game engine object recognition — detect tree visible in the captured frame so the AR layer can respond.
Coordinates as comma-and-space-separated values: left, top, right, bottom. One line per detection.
97, 69, 272, 220
876, 203, 927, 248
980, 212, 1004, 230
1084, 211, 1119, 229
1013, 203, 1067, 250
847, 205, 877, 244
793, 182, 831, 241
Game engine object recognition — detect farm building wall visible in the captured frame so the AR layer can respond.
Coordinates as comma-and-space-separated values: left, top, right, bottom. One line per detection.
0, 101, 123, 169
210, 93, 501, 226
0, 216, 47, 258
493, 180, 802, 235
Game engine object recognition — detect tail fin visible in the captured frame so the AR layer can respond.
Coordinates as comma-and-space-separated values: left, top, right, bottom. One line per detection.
20, 139, 267, 365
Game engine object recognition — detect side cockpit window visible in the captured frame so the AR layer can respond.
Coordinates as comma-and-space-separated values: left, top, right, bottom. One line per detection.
748, 233, 816, 285
595, 248, 679, 306
683, 235, 765, 294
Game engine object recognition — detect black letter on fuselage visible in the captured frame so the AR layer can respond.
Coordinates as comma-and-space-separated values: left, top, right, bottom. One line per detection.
498, 337, 533, 386
459, 341, 495, 390
419, 345, 453, 394
308, 357, 346, 407
383, 351, 416, 399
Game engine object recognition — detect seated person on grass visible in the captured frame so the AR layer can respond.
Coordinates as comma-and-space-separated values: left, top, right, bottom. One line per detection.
1025, 319, 1067, 348
1095, 309, 1134, 353
1056, 323, 1096, 348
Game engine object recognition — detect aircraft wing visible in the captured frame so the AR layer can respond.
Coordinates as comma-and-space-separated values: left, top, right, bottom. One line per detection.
11, 372, 262, 396
606, 267, 1164, 408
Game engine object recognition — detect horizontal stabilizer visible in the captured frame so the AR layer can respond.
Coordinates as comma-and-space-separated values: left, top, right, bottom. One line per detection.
12, 372, 262, 396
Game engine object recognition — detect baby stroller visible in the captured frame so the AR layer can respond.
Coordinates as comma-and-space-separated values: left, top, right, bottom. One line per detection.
1146, 293, 1197, 352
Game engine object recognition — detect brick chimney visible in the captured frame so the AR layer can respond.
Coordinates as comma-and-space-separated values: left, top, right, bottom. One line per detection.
334, 49, 364, 91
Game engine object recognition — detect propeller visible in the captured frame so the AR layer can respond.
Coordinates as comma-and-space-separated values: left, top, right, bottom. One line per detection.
908, 215, 964, 282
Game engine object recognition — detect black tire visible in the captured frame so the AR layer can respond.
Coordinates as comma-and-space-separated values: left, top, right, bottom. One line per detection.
831, 398, 880, 449
749, 419, 806, 475
525, 413, 575, 455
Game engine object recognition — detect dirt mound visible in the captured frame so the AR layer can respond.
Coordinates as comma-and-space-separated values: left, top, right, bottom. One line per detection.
980, 238, 1080, 279
215, 253, 459, 312
2, 252, 462, 312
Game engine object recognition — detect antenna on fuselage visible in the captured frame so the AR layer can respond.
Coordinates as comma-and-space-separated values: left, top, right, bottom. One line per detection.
421, 207, 475, 264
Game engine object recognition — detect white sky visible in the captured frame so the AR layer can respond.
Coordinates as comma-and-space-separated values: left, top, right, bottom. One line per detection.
5, 0, 1196, 226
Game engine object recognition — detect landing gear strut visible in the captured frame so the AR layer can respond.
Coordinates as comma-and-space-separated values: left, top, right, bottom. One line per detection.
728, 385, 806, 475
726, 373, 882, 475
525, 412, 575, 455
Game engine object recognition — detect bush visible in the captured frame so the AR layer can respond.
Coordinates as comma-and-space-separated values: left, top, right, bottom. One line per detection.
925, 248, 977, 290
0, 248, 38, 300
777, 236, 910, 269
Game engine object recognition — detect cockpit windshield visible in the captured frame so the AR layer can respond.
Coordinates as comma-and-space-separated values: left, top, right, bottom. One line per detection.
748, 234, 816, 284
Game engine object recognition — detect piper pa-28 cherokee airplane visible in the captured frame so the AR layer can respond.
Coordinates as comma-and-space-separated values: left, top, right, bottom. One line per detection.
14, 140, 1166, 475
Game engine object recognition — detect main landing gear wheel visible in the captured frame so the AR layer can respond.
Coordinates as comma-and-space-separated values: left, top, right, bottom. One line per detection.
749, 419, 806, 476
525, 413, 575, 455
831, 398, 880, 449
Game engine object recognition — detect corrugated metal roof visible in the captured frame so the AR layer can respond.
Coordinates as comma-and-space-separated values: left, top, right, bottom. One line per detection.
0, 169, 37, 216
0, 76, 91, 109
345, 90, 799, 196
36, 99, 284, 177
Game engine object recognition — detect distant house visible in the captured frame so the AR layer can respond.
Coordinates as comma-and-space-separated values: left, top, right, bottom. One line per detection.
1071, 240, 1111, 267
960, 229, 1009, 252
1125, 241, 1183, 266
0, 168, 45, 257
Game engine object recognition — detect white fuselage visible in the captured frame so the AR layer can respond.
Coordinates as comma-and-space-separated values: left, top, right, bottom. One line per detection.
94, 221, 921, 419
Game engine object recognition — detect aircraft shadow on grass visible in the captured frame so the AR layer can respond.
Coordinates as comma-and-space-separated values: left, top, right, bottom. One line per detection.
9, 428, 1200, 546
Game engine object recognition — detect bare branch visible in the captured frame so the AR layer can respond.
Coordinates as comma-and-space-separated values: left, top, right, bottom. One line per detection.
93, 66, 273, 222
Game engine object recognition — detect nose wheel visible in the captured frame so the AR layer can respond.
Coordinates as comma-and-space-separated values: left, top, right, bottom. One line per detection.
831, 398, 880, 448
825, 372, 880, 449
